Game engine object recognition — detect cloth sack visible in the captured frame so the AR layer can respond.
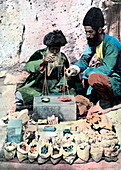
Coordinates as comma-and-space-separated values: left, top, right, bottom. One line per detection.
90, 143, 103, 162
38, 143, 51, 164
77, 143, 90, 162
17, 142, 29, 162
50, 145, 63, 164
4, 142, 17, 160
62, 142, 76, 164
28, 140, 38, 162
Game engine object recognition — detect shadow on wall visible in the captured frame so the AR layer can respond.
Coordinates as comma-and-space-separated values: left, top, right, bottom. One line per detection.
101, 1, 121, 42
106, 5, 121, 42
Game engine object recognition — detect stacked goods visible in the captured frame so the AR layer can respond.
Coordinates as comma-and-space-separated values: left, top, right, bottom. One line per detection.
3, 106, 121, 164
86, 112, 112, 131
3, 125, 120, 164
100, 129, 120, 162
78, 121, 91, 133
23, 123, 37, 145
10, 109, 29, 124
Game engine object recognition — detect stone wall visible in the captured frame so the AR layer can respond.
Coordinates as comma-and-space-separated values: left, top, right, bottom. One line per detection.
0, 0, 121, 76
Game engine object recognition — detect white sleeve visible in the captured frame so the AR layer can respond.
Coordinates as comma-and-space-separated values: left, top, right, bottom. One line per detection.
70, 65, 80, 74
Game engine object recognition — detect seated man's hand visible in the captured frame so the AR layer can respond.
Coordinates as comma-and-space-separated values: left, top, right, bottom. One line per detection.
66, 68, 77, 77
44, 53, 56, 63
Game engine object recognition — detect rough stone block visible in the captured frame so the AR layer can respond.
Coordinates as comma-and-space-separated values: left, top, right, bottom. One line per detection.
33, 95, 76, 122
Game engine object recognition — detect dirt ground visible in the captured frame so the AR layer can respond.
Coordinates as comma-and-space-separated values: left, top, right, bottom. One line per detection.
0, 77, 121, 170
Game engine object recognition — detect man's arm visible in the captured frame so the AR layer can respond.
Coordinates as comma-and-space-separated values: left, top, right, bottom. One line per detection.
25, 50, 44, 73
83, 42, 119, 79
74, 45, 95, 72
61, 52, 69, 69
66, 45, 95, 77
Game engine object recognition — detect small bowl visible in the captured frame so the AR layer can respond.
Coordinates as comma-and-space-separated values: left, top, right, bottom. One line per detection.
41, 97, 50, 103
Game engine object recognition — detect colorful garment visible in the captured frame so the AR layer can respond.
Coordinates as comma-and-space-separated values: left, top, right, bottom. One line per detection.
17, 48, 69, 105
74, 33, 121, 96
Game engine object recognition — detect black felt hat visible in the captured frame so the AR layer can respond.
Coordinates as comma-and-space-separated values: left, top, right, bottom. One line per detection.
43, 30, 67, 47
83, 7, 105, 29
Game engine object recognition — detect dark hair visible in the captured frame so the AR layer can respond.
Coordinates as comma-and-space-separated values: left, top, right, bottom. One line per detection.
43, 30, 67, 47
83, 7, 105, 29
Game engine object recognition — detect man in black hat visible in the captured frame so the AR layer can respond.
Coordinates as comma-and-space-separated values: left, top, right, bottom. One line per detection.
66, 7, 121, 105
16, 30, 69, 106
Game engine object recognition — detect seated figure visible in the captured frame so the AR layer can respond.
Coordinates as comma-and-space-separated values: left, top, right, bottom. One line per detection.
16, 30, 69, 107
66, 7, 121, 105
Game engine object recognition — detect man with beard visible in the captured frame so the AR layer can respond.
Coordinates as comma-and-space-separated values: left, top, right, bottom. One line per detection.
16, 30, 69, 107
66, 7, 121, 105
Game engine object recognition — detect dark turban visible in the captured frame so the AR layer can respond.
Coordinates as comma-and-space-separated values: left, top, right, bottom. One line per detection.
83, 7, 105, 29
43, 30, 67, 47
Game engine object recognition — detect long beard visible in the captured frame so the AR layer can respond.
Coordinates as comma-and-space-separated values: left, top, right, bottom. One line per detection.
46, 49, 61, 76
46, 49, 61, 61
87, 32, 102, 47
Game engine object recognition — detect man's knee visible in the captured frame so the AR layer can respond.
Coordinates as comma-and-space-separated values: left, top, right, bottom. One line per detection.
88, 73, 99, 86
88, 73, 111, 88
